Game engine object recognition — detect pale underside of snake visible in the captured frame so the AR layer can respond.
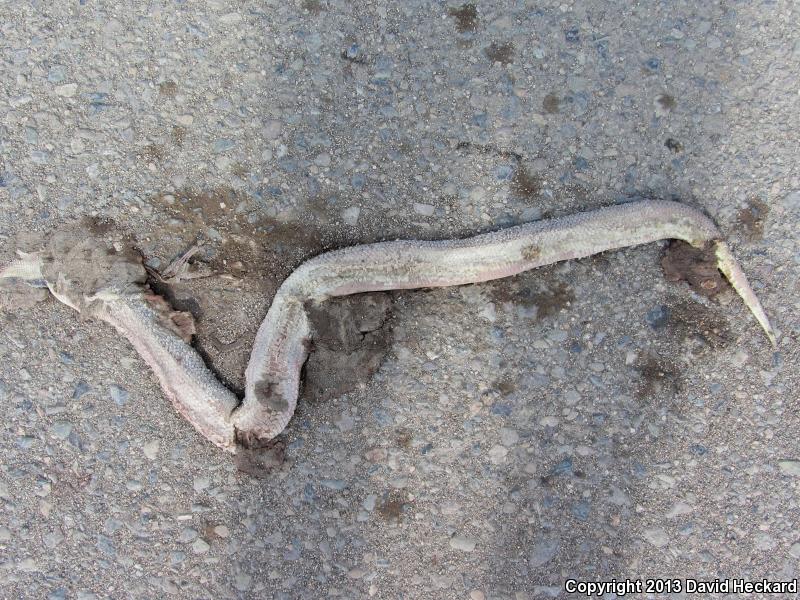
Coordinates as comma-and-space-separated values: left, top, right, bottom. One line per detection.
0, 200, 775, 453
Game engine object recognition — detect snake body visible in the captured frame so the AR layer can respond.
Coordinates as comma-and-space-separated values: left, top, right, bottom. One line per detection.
0, 201, 775, 453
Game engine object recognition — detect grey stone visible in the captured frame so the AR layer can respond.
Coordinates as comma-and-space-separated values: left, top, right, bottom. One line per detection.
73, 381, 91, 399
109, 384, 128, 406
320, 479, 347, 491
55, 83, 77, 97
213, 139, 236, 153
341, 206, 360, 225
784, 191, 800, 209
234, 572, 252, 592
449, 535, 477, 552
778, 460, 800, 476
51, 422, 72, 440
178, 528, 199, 543
263, 120, 282, 140
413, 203, 435, 216
362, 494, 377, 511
643, 527, 670, 547
529, 537, 559, 567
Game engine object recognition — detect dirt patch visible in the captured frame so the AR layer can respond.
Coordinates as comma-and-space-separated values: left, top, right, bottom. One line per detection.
665, 138, 683, 153
138, 143, 167, 163
233, 439, 287, 478
489, 277, 575, 319
455, 141, 522, 162
533, 282, 575, 318
145, 188, 329, 392
656, 93, 676, 111
159, 81, 178, 98
512, 165, 541, 198
448, 3, 478, 33
171, 125, 187, 146
667, 300, 731, 349
661, 240, 728, 298
495, 378, 516, 396
635, 354, 680, 401
644, 297, 731, 351
543, 93, 560, 114
143, 187, 409, 416
82, 215, 116, 236
395, 427, 413, 449
378, 491, 411, 523
485, 42, 514, 65
302, 293, 393, 403
736, 198, 768, 241
301, 0, 324, 14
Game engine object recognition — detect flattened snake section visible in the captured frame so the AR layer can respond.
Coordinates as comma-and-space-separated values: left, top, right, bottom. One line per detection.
0, 201, 775, 453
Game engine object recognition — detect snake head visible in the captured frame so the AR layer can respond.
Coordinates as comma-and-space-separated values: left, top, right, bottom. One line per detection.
38, 231, 149, 312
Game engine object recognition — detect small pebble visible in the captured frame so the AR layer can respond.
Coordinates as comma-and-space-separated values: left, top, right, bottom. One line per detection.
789, 543, 800, 559
193, 475, 210, 492
213, 525, 229, 538
96, 535, 115, 556
47, 65, 66, 83
643, 527, 670, 547
321, 479, 347, 491
564, 26, 579, 42
362, 494, 377, 511
571, 500, 591, 521
342, 206, 360, 226
488, 444, 508, 464
263, 119, 282, 140
213, 139, 236, 153
178, 528, 199, 543
73, 381, 91, 399
109, 384, 128, 406
645, 305, 670, 329
55, 83, 78, 97
784, 190, 800, 209
344, 43, 361, 59
449, 535, 477, 552
530, 537, 559, 567
51, 422, 72, 440
413, 203, 435, 216
143, 440, 160, 460
234, 572, 252, 592
500, 428, 519, 446
778, 460, 800, 476
314, 152, 331, 167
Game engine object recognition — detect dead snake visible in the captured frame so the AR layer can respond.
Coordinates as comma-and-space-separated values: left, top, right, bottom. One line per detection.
0, 200, 775, 453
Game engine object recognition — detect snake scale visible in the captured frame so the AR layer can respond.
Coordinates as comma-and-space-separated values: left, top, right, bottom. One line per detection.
0, 200, 775, 453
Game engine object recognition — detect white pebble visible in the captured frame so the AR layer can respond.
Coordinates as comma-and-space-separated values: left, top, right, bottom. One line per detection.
143, 439, 160, 460
56, 83, 78, 97
342, 206, 361, 226
449, 535, 477, 552
413, 202, 435, 216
